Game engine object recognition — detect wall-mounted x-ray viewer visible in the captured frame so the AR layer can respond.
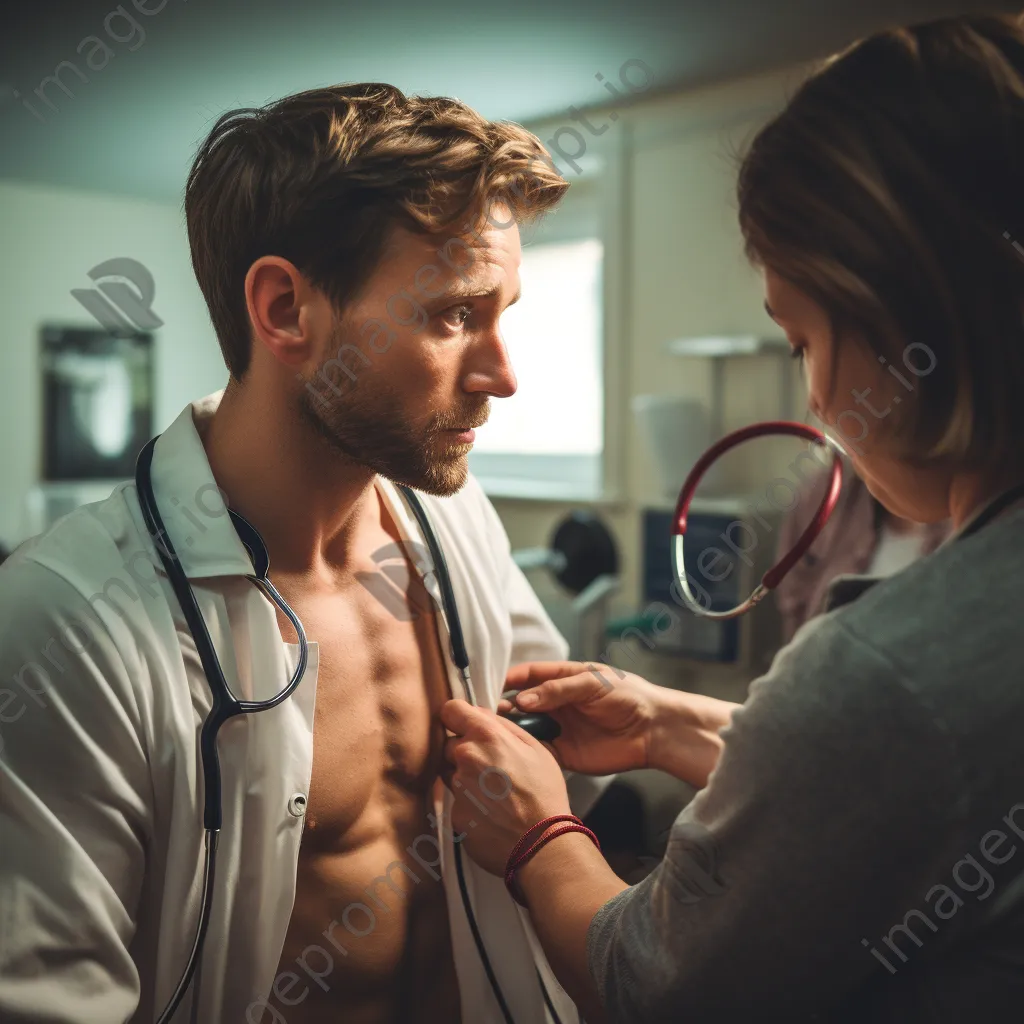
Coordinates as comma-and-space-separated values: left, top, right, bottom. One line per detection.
40, 325, 154, 481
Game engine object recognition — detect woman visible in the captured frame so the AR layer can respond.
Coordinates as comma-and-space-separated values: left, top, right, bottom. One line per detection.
440, 13, 1024, 1023
774, 457, 950, 642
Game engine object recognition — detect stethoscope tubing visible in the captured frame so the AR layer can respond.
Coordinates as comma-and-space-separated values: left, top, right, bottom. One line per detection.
671, 421, 846, 619
397, 486, 560, 1024
137, 437, 307, 1024
136, 438, 308, 828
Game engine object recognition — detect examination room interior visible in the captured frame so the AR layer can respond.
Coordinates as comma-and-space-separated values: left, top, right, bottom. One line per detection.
0, 0, 1013, 876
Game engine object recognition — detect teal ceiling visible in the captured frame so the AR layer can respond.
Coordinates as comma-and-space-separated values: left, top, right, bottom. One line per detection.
0, 0, 1013, 202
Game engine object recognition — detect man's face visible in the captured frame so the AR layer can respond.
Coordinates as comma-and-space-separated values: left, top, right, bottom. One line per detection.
298, 205, 520, 496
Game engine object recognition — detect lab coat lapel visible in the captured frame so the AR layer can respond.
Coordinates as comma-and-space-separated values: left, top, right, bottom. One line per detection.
376, 478, 576, 1024
185, 577, 319, 1019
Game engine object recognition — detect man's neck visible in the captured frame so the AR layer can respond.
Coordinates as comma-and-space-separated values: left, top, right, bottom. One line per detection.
201, 383, 378, 575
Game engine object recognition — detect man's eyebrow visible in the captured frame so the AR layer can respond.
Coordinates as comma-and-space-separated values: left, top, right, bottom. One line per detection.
439, 282, 522, 307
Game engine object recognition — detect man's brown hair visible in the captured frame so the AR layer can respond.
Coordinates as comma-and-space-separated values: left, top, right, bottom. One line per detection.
737, 12, 1024, 471
185, 83, 568, 380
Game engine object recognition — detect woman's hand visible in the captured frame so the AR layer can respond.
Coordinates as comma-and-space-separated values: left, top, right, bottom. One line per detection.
439, 699, 572, 877
501, 661, 660, 775
503, 661, 740, 788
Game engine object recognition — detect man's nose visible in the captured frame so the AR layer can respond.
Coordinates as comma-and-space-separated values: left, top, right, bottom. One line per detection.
464, 331, 517, 398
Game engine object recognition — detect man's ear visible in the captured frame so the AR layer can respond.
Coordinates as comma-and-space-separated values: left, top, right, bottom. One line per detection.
245, 256, 321, 369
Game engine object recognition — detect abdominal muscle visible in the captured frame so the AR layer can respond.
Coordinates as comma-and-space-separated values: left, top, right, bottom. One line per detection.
261, 780, 461, 1024
258, 503, 466, 1024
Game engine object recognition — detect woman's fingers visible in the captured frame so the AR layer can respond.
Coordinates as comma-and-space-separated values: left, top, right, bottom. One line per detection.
504, 660, 591, 689
511, 670, 608, 712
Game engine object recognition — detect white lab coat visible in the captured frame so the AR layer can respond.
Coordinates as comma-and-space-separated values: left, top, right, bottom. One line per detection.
0, 391, 610, 1024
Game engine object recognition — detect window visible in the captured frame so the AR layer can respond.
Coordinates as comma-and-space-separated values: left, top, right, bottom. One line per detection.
470, 176, 610, 500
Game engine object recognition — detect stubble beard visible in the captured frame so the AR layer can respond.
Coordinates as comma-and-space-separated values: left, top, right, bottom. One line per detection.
298, 339, 488, 497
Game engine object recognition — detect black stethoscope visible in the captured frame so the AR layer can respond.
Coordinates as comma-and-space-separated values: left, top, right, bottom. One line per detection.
135, 435, 563, 1024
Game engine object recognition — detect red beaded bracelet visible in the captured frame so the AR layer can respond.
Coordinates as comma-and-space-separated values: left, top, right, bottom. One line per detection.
504, 817, 602, 907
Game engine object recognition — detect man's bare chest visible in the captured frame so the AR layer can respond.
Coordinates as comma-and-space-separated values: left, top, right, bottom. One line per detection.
263, 549, 462, 1022
271, 567, 453, 848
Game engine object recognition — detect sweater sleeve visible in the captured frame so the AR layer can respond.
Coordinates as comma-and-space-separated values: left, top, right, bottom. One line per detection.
585, 614, 968, 1022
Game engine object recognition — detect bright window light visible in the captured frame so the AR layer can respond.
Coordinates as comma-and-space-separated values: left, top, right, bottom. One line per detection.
474, 238, 604, 458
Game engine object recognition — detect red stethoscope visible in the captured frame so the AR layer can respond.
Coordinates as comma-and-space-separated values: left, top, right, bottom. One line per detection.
672, 421, 847, 619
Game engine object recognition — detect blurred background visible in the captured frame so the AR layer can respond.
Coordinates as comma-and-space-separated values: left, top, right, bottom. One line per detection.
0, 0, 997, 870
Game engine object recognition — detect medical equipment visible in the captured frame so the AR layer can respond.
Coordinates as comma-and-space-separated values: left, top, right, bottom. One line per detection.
672, 421, 847, 619
134, 435, 562, 1024
514, 511, 618, 593
632, 394, 723, 499
670, 419, 1024, 618
514, 511, 621, 666
641, 499, 784, 670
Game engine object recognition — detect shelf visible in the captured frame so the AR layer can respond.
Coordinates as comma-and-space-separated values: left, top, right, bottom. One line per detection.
664, 335, 795, 438
667, 335, 789, 357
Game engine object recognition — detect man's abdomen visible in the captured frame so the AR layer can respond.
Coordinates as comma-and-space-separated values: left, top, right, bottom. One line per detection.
263, 793, 461, 1024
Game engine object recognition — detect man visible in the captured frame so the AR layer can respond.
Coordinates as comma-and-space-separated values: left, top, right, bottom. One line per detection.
0, 83, 609, 1023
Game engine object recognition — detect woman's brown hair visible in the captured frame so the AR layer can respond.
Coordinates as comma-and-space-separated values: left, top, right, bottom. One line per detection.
185, 83, 568, 380
737, 12, 1024, 469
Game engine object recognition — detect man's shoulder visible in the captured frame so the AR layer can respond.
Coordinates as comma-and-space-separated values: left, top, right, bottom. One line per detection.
0, 482, 144, 620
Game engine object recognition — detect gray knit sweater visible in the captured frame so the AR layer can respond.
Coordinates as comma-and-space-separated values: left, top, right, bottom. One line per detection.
587, 504, 1024, 1022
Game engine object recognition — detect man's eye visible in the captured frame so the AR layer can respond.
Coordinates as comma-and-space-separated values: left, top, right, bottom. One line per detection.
441, 304, 472, 328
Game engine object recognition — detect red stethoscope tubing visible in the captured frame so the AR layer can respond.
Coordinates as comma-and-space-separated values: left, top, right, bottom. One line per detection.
671, 420, 846, 619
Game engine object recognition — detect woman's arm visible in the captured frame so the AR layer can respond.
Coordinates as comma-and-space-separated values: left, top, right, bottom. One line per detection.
647, 688, 738, 788
439, 700, 627, 1018
515, 832, 628, 1024
452, 617, 968, 1023
496, 689, 736, 1021
579, 626, 967, 1023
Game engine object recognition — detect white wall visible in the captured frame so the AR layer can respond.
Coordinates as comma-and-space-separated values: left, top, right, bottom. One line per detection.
0, 180, 226, 545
